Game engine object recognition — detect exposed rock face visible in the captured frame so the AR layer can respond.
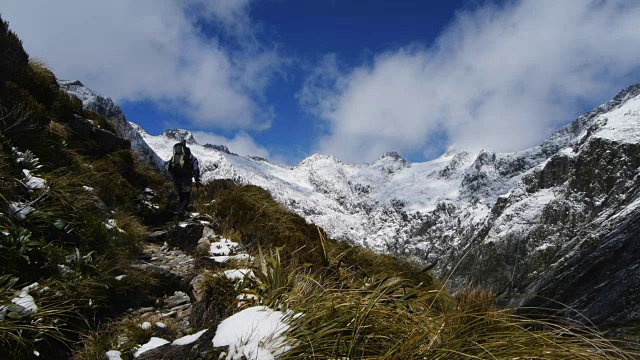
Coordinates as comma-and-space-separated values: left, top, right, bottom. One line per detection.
67, 79, 640, 326
65, 114, 130, 153
204, 144, 237, 156
162, 129, 198, 145
59, 80, 166, 170
448, 86, 640, 326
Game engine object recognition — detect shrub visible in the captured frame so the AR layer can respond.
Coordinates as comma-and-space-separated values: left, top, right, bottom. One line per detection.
25, 58, 58, 109
190, 273, 236, 329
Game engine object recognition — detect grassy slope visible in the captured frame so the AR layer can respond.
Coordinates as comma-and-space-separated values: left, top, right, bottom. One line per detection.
0, 16, 637, 359
193, 181, 638, 359
0, 16, 176, 359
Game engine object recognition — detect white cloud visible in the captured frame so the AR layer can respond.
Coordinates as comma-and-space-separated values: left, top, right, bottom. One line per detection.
301, 0, 640, 163
192, 131, 271, 159
2, 0, 282, 130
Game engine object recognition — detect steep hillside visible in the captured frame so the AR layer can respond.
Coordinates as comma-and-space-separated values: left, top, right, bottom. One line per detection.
59, 80, 166, 171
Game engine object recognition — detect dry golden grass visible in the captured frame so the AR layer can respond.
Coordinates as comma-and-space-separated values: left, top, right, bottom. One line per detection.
48, 120, 70, 140
114, 210, 149, 241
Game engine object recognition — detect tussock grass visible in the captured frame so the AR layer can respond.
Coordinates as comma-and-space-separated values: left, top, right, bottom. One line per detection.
197, 181, 338, 267
114, 210, 149, 242
0, 276, 78, 359
190, 273, 237, 329
194, 180, 638, 359
48, 120, 70, 140
72, 314, 180, 360
281, 274, 635, 359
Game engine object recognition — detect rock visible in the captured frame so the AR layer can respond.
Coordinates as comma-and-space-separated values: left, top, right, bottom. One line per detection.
65, 115, 130, 153
131, 263, 188, 297
190, 274, 206, 302
167, 221, 205, 254
170, 304, 191, 312
202, 226, 216, 239
195, 238, 211, 256
130, 307, 155, 316
519, 209, 640, 326
147, 231, 168, 244
134, 330, 220, 360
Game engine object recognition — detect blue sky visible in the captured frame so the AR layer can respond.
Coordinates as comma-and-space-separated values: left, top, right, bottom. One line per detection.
119, 0, 470, 163
3, 0, 640, 164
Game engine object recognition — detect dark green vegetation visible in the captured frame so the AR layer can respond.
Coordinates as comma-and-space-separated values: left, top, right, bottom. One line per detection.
0, 17, 175, 359
1, 16, 638, 359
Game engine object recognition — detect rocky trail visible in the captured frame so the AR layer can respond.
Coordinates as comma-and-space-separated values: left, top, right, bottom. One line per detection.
106, 212, 260, 360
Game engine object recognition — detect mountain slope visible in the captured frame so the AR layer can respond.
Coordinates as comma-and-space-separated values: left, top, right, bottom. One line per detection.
64, 81, 640, 326
59, 80, 166, 171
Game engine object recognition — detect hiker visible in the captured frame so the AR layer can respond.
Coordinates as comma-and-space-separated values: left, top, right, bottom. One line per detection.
166, 140, 200, 214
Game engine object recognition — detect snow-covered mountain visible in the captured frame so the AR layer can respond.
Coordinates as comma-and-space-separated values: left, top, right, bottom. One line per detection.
63, 81, 640, 326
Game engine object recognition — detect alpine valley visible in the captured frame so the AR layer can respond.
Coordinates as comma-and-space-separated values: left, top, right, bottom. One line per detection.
61, 80, 640, 328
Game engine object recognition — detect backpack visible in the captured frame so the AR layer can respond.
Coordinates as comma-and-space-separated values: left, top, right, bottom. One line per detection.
171, 142, 193, 175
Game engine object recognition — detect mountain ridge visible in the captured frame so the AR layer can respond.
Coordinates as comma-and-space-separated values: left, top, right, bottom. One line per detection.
62, 80, 640, 326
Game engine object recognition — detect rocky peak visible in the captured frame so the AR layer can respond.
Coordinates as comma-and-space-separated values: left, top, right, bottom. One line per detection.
472, 150, 496, 170
373, 152, 409, 175
203, 144, 237, 156
379, 151, 407, 163
129, 121, 149, 136
612, 83, 640, 104
62, 80, 84, 87
162, 129, 198, 145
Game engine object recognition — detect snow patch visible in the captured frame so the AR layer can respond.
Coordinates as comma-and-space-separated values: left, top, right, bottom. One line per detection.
212, 306, 293, 360
172, 329, 208, 346
209, 238, 239, 256
223, 269, 254, 282
593, 95, 640, 144
11, 283, 39, 315
9, 202, 35, 220
133, 337, 170, 358
105, 219, 125, 233
210, 254, 253, 263
105, 350, 122, 360
22, 169, 46, 190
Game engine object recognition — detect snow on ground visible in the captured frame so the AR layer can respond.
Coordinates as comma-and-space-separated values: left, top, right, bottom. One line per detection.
9, 202, 35, 220
223, 269, 255, 282
210, 238, 239, 256
10, 283, 39, 315
172, 329, 208, 346
212, 306, 293, 360
236, 292, 260, 308
133, 337, 170, 358
59, 80, 100, 107
593, 94, 640, 144
105, 350, 122, 360
105, 219, 125, 233
485, 188, 557, 242
22, 169, 46, 190
211, 254, 254, 264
